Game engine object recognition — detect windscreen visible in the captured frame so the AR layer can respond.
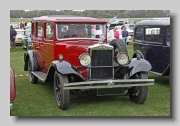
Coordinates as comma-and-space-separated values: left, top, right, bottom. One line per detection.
56, 23, 106, 39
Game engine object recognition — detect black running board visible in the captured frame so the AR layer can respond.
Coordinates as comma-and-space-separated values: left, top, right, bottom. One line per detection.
32, 71, 47, 82
149, 71, 162, 76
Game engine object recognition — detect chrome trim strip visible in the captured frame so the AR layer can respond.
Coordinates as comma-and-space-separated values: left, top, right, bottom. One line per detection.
64, 79, 154, 90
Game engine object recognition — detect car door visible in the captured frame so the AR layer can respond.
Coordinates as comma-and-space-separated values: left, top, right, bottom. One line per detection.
32, 22, 45, 71
143, 26, 165, 74
42, 22, 55, 72
162, 26, 170, 75
134, 26, 165, 74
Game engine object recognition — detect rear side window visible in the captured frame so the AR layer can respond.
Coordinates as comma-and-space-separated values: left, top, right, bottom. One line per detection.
134, 26, 143, 41
144, 27, 163, 43
37, 22, 42, 39
45, 23, 54, 40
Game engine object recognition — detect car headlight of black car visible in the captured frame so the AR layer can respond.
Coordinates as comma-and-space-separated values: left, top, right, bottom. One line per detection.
79, 53, 91, 67
116, 52, 129, 65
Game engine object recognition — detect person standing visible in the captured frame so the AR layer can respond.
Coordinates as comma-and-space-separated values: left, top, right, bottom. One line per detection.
113, 26, 119, 39
121, 24, 125, 30
122, 26, 128, 46
10, 25, 17, 48
20, 22, 24, 29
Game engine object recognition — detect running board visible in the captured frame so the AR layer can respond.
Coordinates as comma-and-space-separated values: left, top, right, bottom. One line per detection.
32, 71, 47, 82
149, 71, 162, 76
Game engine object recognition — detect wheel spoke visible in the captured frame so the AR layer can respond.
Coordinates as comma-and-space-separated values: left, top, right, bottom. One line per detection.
55, 75, 61, 105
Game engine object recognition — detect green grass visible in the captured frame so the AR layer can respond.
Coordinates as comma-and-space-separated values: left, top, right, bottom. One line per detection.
10, 44, 170, 117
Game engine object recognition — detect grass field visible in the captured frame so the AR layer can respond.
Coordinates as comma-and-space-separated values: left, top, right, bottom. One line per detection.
10, 43, 170, 116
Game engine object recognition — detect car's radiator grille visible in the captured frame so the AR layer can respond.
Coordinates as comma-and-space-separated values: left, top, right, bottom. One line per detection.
90, 50, 113, 80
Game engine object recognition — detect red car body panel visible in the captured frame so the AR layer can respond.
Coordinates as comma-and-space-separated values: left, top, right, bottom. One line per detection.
30, 15, 108, 79
10, 68, 16, 103
32, 39, 100, 79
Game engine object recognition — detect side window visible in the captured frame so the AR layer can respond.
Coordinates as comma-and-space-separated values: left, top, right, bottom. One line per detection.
144, 27, 163, 43
37, 22, 42, 39
45, 23, 54, 40
134, 26, 143, 41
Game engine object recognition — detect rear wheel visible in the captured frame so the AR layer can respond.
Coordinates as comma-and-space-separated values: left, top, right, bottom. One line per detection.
28, 59, 38, 84
128, 72, 148, 104
54, 71, 70, 110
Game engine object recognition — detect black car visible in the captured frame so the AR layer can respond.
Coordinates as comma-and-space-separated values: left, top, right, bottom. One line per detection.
22, 29, 31, 50
132, 19, 170, 80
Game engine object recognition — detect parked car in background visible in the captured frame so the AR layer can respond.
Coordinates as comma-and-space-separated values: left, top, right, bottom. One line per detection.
107, 25, 132, 44
23, 15, 154, 110
22, 29, 31, 50
132, 19, 170, 82
108, 20, 135, 36
15, 29, 25, 45
124, 23, 135, 36
10, 22, 19, 29
107, 21, 135, 44
108, 20, 124, 30
10, 67, 16, 113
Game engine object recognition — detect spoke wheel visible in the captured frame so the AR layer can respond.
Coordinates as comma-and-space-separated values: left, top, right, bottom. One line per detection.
54, 71, 70, 110
128, 72, 148, 104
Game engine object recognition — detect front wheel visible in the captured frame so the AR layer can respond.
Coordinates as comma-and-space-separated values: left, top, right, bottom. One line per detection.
128, 72, 148, 104
54, 71, 70, 110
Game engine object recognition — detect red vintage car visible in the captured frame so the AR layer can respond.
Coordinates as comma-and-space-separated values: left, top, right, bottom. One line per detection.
24, 15, 154, 110
10, 67, 16, 111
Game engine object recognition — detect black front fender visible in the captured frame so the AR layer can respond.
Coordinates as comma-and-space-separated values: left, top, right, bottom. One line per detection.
24, 50, 40, 71
132, 50, 144, 59
51, 60, 85, 81
124, 58, 152, 79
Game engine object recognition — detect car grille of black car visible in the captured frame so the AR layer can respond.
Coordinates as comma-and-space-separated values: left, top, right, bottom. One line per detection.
90, 50, 113, 80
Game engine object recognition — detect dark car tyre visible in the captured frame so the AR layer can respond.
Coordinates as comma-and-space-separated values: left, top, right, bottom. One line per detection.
28, 59, 38, 84
109, 39, 128, 54
128, 72, 148, 104
54, 71, 70, 110
109, 39, 128, 66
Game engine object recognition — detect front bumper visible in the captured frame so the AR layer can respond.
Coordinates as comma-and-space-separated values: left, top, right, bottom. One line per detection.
64, 79, 154, 90
10, 102, 13, 111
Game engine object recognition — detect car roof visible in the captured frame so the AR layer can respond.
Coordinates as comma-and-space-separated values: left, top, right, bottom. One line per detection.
32, 15, 107, 23
136, 20, 170, 26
